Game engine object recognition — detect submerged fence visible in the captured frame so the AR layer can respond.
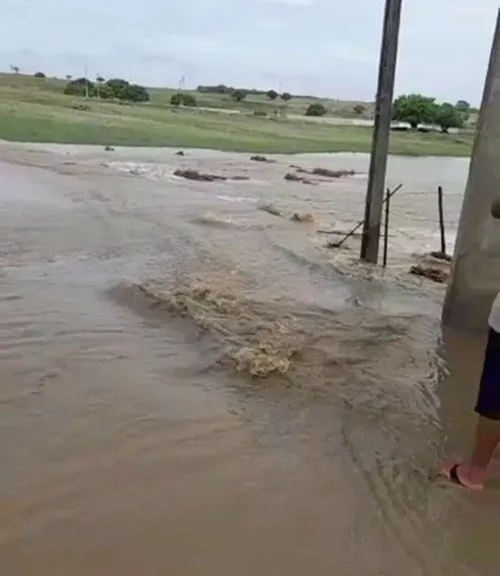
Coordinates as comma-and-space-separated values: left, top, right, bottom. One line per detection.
321, 183, 452, 280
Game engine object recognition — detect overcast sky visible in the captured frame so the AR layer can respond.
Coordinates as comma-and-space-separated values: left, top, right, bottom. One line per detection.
1, 0, 498, 104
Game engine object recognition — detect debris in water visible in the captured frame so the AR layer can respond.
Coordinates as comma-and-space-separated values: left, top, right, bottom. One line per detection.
326, 240, 351, 250
232, 346, 291, 377
290, 212, 314, 223
132, 280, 300, 378
409, 265, 448, 284
293, 167, 355, 178
229, 175, 250, 181
72, 103, 91, 112
104, 146, 115, 152
250, 155, 276, 163
310, 167, 355, 178
257, 203, 282, 217
110, 275, 416, 387
429, 251, 452, 263
175, 150, 185, 156
317, 229, 361, 238
174, 169, 227, 182
257, 204, 314, 222
284, 172, 314, 185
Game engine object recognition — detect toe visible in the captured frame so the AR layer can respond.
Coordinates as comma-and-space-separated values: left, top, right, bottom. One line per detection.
439, 462, 483, 490
440, 462, 457, 479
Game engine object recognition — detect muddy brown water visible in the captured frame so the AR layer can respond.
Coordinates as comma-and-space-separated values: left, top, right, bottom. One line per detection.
0, 143, 499, 576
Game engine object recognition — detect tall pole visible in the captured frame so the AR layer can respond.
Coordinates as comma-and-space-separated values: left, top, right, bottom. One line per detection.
360, 0, 403, 263
84, 66, 89, 99
442, 9, 500, 329
437, 185, 446, 255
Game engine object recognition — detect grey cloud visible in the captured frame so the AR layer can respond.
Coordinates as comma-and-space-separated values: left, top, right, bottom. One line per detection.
0, 0, 499, 102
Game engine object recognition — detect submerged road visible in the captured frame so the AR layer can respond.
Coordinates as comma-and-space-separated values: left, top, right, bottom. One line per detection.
0, 146, 497, 576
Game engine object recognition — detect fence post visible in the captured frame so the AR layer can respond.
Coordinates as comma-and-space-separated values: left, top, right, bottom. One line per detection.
438, 185, 446, 255
383, 188, 390, 267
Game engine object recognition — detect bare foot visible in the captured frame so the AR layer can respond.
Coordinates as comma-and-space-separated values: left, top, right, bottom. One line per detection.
439, 463, 484, 491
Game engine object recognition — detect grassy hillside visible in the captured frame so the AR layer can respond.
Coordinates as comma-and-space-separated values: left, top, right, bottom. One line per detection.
0, 73, 474, 156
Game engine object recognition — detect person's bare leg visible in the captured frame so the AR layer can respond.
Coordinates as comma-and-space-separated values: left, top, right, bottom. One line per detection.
488, 442, 500, 476
441, 417, 500, 490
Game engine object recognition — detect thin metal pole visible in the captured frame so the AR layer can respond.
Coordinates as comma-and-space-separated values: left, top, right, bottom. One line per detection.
84, 67, 89, 99
383, 188, 390, 267
325, 183, 402, 248
437, 185, 446, 255
360, 0, 403, 263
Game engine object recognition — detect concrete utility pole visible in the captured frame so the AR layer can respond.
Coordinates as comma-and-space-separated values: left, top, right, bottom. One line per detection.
360, 0, 403, 263
442, 9, 500, 330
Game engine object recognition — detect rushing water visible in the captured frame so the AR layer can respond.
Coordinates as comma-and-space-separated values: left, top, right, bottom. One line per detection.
0, 143, 499, 576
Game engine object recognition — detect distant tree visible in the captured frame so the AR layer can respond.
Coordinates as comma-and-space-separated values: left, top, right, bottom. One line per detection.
170, 93, 197, 107
266, 89, 278, 100
66, 74, 72, 80
196, 84, 276, 97
170, 93, 182, 106
105, 78, 130, 98
392, 94, 438, 129
119, 83, 149, 102
231, 90, 246, 102
10, 65, 20, 74
197, 84, 235, 94
64, 77, 95, 97
435, 102, 466, 133
34, 71, 46, 78
181, 93, 197, 107
455, 99, 471, 123
97, 78, 148, 102
305, 103, 327, 117
353, 104, 366, 115
455, 100, 470, 112
98, 83, 115, 100
96, 75, 105, 83
280, 92, 292, 102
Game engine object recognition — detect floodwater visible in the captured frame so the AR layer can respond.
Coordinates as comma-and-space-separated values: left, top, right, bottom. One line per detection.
0, 143, 498, 576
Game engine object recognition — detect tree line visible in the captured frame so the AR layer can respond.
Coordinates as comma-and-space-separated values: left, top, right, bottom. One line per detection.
196, 84, 292, 102
64, 77, 150, 103
302, 95, 475, 129
32, 71, 476, 131
62, 78, 293, 106
392, 94, 473, 132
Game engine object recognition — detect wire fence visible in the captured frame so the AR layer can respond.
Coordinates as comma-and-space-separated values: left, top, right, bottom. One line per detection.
326, 184, 453, 276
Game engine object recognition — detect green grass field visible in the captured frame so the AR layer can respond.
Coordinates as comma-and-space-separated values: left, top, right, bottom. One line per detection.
0, 73, 474, 156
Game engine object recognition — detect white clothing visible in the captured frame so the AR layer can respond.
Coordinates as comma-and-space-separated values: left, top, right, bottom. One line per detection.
488, 292, 500, 332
